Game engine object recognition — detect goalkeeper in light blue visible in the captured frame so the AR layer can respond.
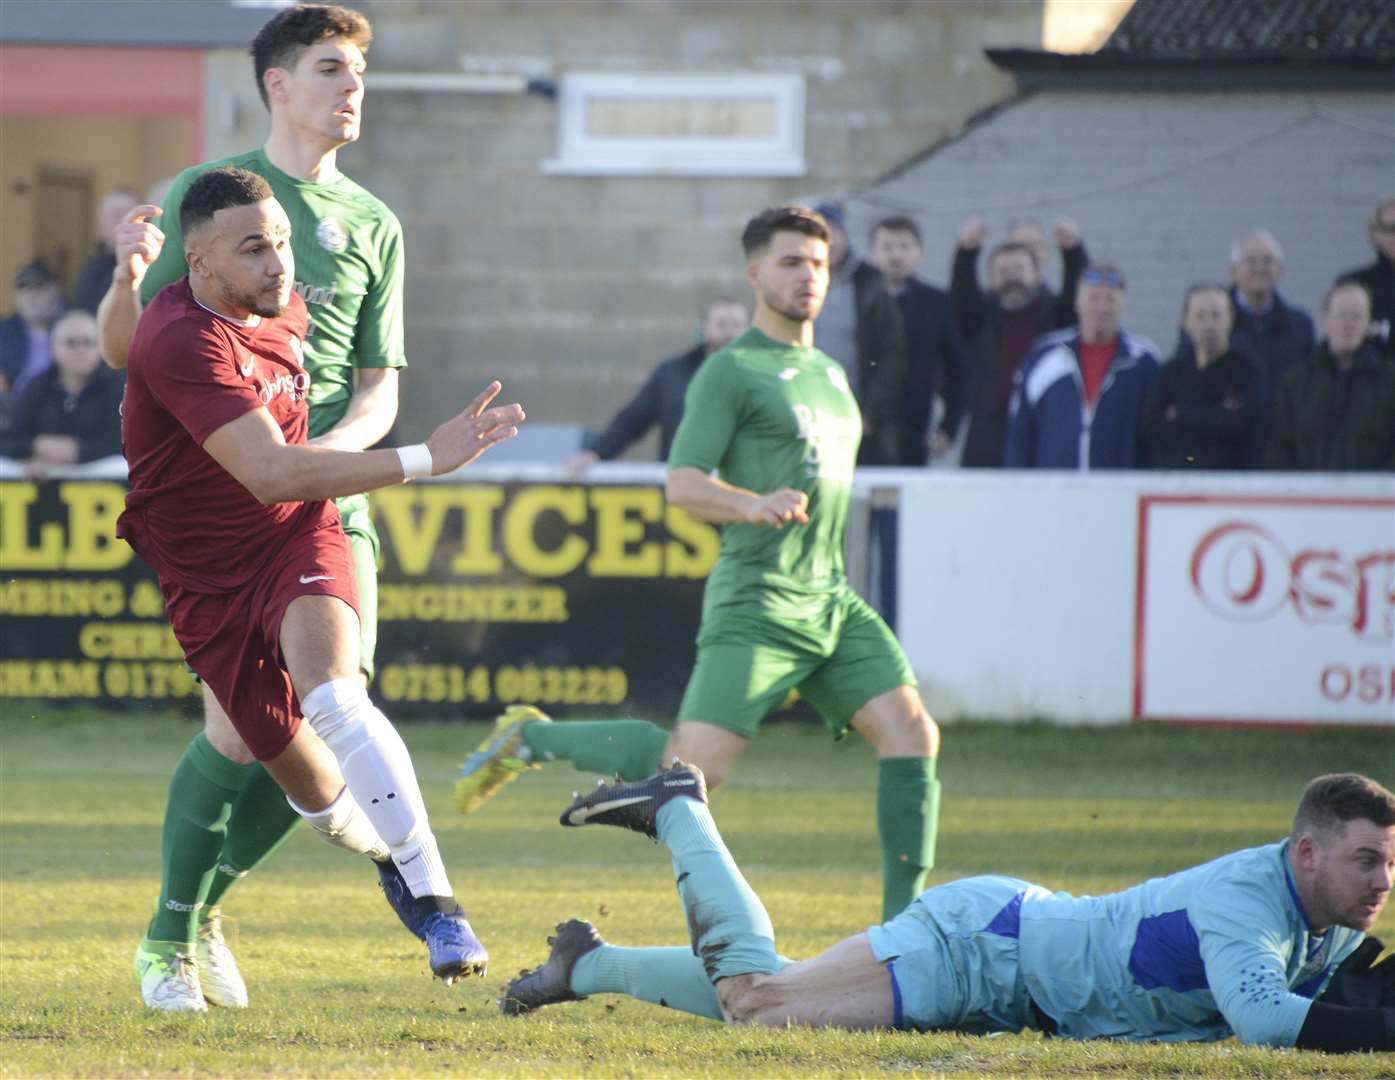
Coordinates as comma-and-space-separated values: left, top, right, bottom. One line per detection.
503, 770, 1395, 1054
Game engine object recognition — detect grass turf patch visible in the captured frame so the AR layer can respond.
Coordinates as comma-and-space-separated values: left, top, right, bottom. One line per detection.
1, 711, 1390, 1077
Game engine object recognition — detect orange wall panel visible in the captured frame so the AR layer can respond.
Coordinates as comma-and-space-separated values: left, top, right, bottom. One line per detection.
0, 45, 203, 154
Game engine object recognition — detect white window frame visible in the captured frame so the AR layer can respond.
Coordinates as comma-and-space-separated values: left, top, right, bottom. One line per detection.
542, 72, 806, 178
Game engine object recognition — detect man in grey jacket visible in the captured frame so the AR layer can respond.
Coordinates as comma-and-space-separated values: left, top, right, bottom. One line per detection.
813, 202, 907, 466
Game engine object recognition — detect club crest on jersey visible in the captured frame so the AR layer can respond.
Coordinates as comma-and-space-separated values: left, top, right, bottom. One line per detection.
779, 367, 799, 381
316, 218, 348, 254
289, 335, 304, 365
826, 366, 851, 393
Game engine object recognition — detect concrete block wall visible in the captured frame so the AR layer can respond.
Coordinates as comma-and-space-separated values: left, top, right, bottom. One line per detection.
328, 0, 1041, 454
851, 86, 1395, 354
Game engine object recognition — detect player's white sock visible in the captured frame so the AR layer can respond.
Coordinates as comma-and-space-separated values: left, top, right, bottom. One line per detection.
288, 786, 391, 861
300, 678, 452, 899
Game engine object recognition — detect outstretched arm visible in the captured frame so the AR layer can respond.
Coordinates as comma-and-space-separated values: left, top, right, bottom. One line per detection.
204, 381, 523, 505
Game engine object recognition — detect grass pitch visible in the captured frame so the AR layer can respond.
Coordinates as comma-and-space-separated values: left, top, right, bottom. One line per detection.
1, 710, 1391, 1078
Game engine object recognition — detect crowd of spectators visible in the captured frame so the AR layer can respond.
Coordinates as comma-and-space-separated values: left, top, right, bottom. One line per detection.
588, 195, 1394, 474
3, 189, 1393, 477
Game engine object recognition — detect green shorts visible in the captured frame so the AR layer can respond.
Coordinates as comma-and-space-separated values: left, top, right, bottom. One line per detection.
336, 494, 380, 682
677, 587, 916, 739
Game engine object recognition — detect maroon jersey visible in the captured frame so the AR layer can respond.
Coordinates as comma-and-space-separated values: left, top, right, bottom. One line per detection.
118, 278, 337, 593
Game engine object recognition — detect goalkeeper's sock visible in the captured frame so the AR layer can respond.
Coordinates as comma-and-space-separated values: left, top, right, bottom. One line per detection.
656, 797, 782, 982
570, 945, 724, 1020
877, 756, 941, 921
147, 734, 253, 944
200, 763, 303, 912
521, 719, 668, 780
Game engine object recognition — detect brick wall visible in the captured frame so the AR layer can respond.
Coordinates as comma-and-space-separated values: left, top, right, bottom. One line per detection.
327, 0, 1042, 452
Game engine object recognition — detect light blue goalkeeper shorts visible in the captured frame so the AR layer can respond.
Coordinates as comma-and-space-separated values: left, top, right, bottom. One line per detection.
867, 875, 1055, 1035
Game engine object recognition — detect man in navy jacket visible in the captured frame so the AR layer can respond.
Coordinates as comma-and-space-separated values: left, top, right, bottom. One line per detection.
1005, 264, 1159, 469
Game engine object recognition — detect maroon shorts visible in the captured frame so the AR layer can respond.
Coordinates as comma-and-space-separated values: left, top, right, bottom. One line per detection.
165, 520, 360, 761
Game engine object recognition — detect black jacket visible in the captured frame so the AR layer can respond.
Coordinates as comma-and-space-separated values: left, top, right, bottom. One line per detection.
1139, 347, 1258, 470
1, 363, 125, 462
950, 243, 1085, 468
893, 277, 963, 466
1338, 252, 1394, 362
73, 245, 117, 315
588, 344, 705, 462
0, 313, 38, 394
1267, 342, 1395, 471
847, 259, 907, 466
1172, 287, 1314, 461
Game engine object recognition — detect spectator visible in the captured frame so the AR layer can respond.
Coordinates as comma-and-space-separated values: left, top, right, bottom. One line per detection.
0, 259, 65, 401
1006, 220, 1052, 278
1005, 263, 1160, 469
1141, 285, 1258, 470
1336, 197, 1395, 362
867, 215, 964, 465
951, 216, 1087, 467
1268, 280, 1395, 471
1, 309, 123, 476
71, 187, 140, 314
811, 201, 906, 465
568, 298, 749, 474
1176, 229, 1315, 459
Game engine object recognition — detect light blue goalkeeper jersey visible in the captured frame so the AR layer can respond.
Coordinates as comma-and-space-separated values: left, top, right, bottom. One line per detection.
1018, 840, 1363, 1045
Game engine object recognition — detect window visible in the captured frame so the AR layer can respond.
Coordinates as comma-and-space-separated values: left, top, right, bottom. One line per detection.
543, 73, 806, 178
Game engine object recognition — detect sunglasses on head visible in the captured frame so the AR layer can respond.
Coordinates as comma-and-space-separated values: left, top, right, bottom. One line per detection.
1082, 269, 1124, 288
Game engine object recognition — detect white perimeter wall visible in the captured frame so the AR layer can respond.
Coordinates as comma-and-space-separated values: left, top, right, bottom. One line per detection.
888, 470, 1394, 727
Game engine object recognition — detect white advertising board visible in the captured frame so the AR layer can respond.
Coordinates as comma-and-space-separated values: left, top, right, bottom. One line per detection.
1136, 494, 1394, 728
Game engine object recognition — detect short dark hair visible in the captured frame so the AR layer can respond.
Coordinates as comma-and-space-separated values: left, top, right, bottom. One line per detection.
741, 206, 830, 257
987, 241, 1037, 271
1181, 282, 1232, 319
1323, 276, 1372, 313
251, 4, 372, 108
1292, 773, 1395, 841
180, 167, 276, 236
872, 215, 921, 245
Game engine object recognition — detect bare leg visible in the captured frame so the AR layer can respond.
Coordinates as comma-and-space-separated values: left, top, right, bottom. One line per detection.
662, 721, 749, 790
202, 684, 256, 763
849, 684, 938, 759
717, 934, 895, 1030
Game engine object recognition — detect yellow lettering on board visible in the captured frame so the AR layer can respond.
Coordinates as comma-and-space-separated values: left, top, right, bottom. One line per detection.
588, 487, 662, 577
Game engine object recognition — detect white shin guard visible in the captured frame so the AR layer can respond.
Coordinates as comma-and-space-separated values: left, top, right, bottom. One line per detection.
300, 678, 452, 899
290, 787, 391, 862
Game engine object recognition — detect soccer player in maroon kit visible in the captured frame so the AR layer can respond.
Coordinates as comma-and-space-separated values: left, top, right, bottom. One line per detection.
120, 166, 524, 1011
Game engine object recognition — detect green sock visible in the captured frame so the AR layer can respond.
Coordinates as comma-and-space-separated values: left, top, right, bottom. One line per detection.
877, 756, 941, 921
570, 945, 723, 1020
146, 734, 255, 944
521, 719, 668, 780
200, 764, 302, 913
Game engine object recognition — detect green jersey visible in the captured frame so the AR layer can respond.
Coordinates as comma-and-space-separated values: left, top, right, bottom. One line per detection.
140, 148, 407, 439
668, 327, 862, 615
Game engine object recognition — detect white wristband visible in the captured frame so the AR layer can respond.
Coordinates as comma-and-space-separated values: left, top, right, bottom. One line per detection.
396, 443, 433, 480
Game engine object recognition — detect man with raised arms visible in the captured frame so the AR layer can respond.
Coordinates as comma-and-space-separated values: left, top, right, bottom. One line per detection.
119, 165, 523, 1010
